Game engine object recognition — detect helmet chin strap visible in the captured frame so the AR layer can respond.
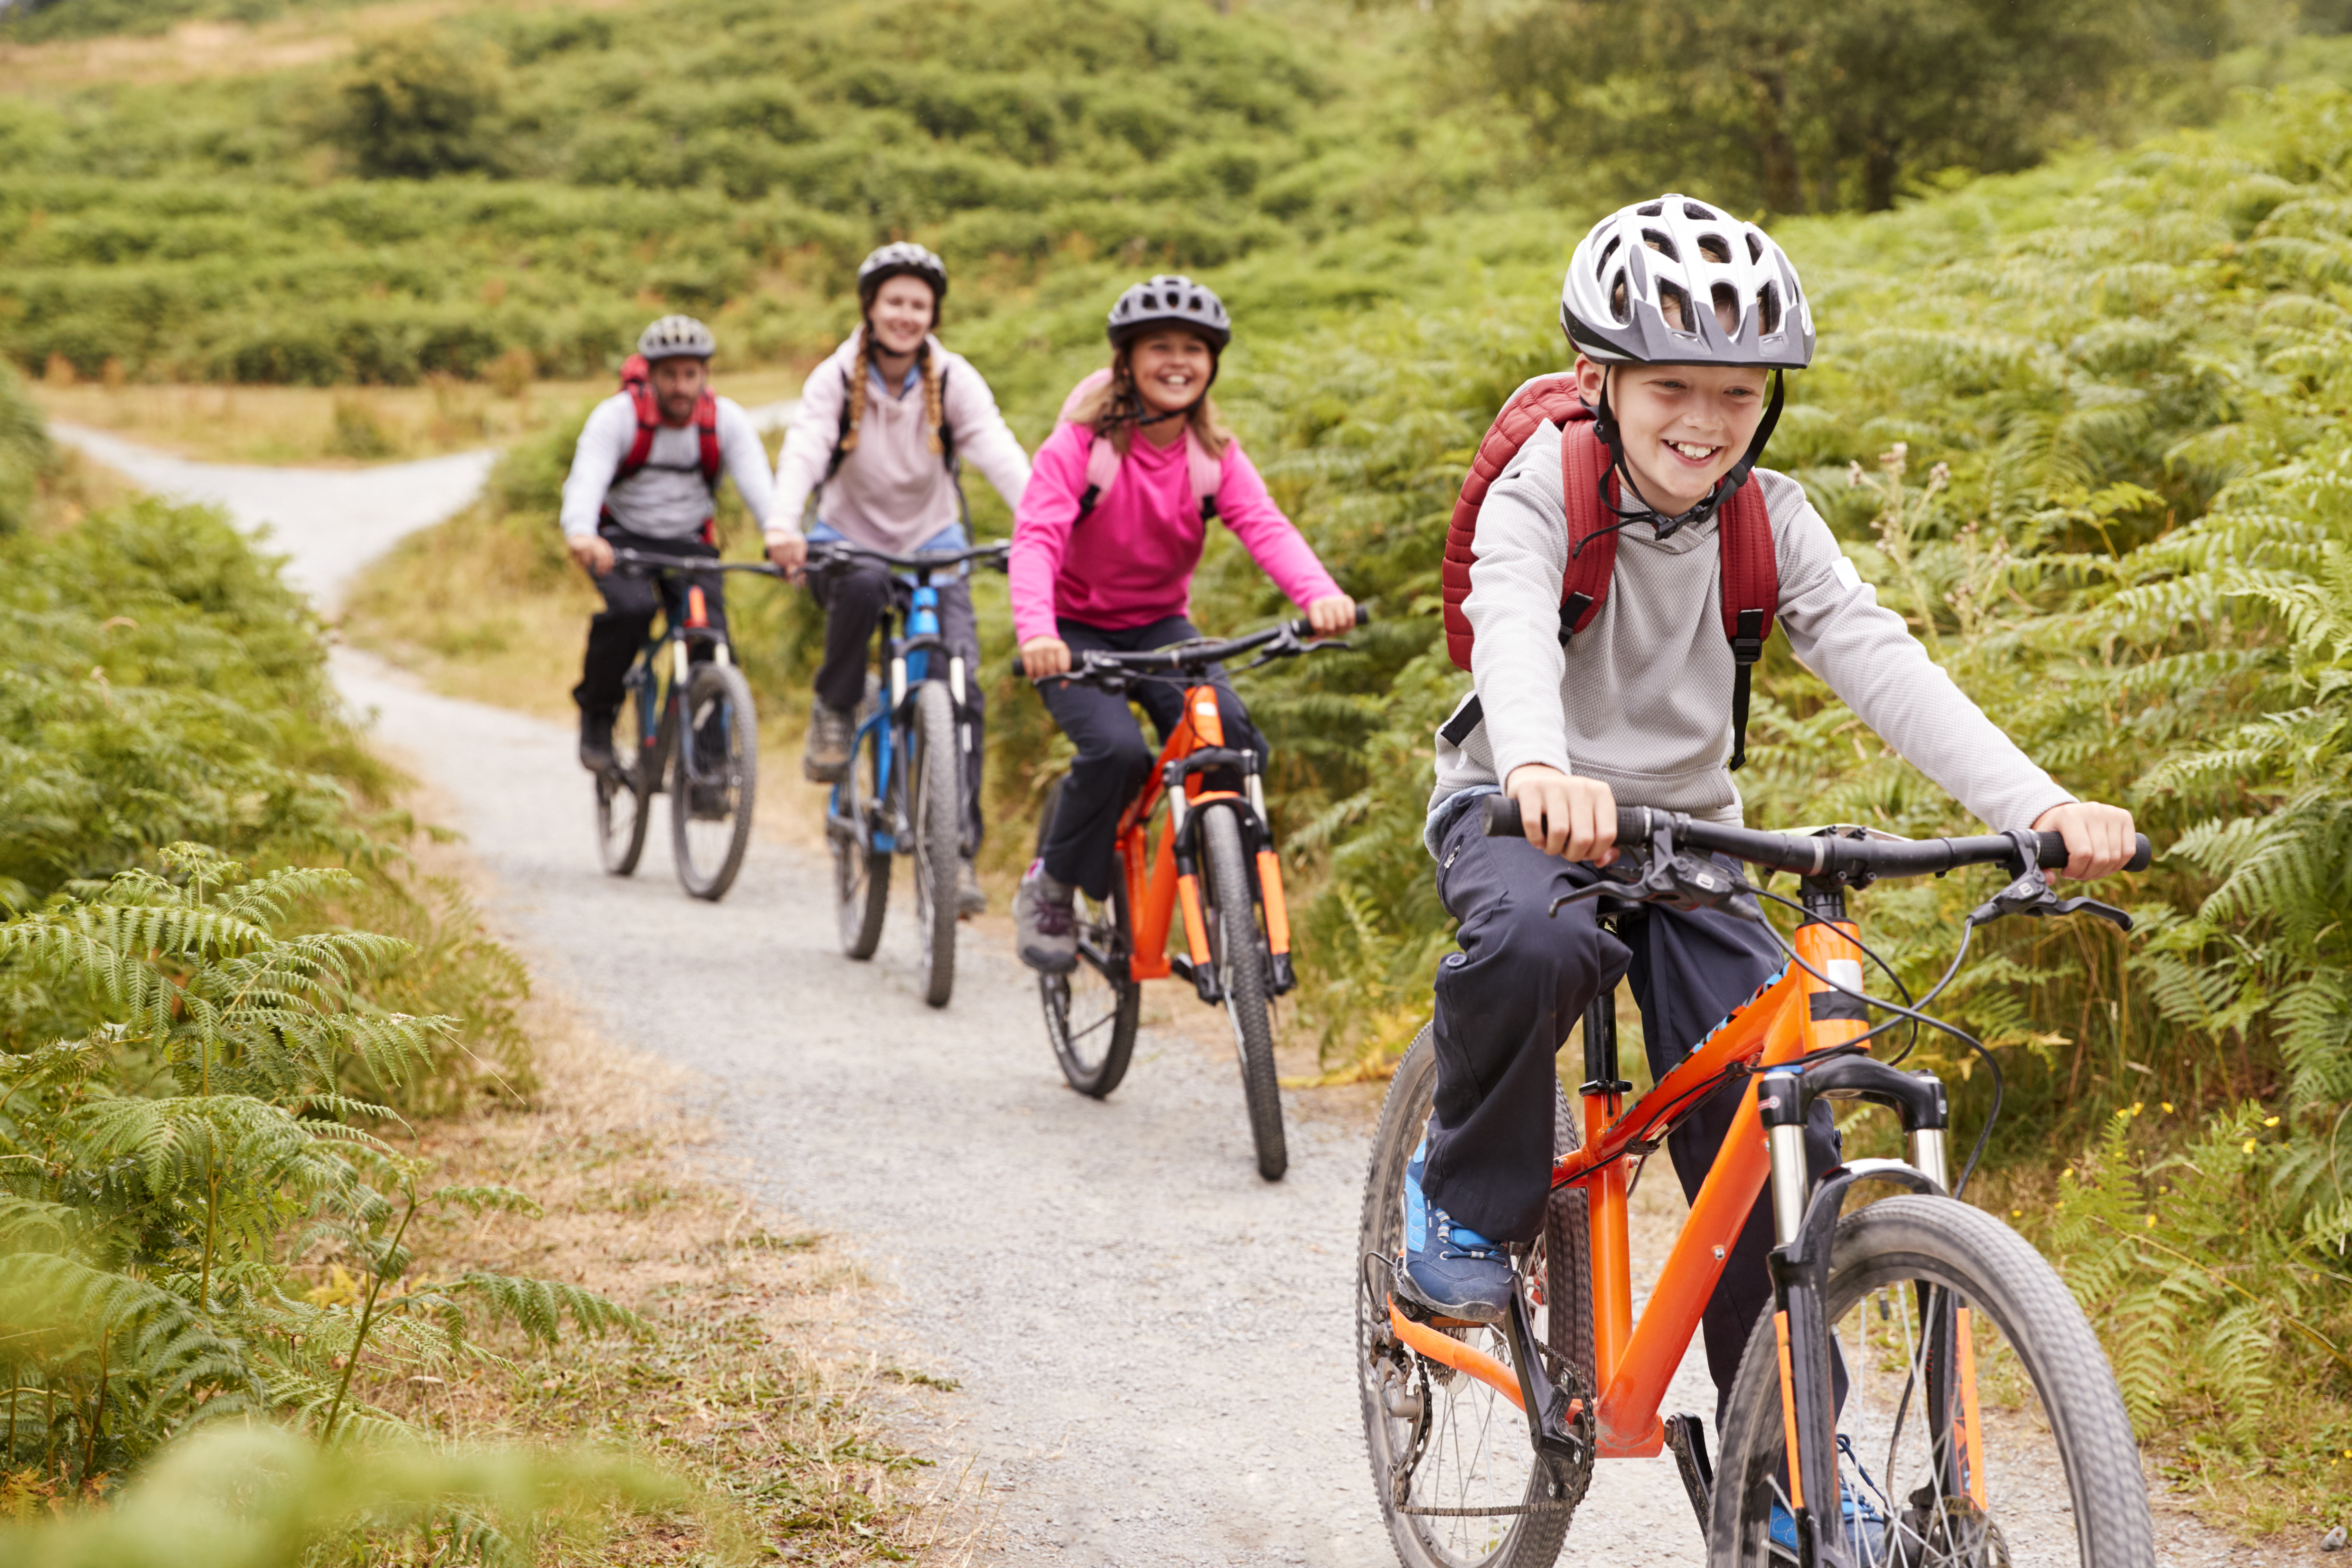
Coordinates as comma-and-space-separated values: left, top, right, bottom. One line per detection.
1106, 350, 1220, 430
1588, 367, 1786, 544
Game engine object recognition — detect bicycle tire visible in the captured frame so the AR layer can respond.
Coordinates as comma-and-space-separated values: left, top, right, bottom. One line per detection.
670, 661, 758, 901
595, 674, 652, 877
1708, 1194, 2155, 1568
1201, 805, 1285, 1181
1357, 1026, 1584, 1568
834, 705, 890, 960
1034, 778, 1140, 1098
910, 681, 960, 1007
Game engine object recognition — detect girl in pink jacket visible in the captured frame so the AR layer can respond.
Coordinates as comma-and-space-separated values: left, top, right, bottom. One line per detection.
1010, 275, 1354, 973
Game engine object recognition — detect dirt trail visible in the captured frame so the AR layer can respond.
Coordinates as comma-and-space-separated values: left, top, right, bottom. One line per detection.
66, 427, 2288, 1566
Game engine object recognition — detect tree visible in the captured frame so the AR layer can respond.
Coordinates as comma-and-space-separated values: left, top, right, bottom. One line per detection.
1471, 0, 2236, 213
329, 29, 505, 180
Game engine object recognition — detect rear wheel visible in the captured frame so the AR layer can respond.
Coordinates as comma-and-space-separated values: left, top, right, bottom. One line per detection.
1357, 1027, 1589, 1568
595, 674, 652, 877
670, 660, 757, 901
1035, 779, 1140, 1097
1200, 805, 1285, 1182
910, 681, 960, 1008
1709, 1195, 2155, 1568
832, 709, 890, 959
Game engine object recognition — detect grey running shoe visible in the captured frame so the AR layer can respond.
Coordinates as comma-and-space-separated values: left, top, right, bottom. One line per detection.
1013, 859, 1078, 973
957, 857, 987, 919
803, 698, 853, 782
578, 706, 617, 773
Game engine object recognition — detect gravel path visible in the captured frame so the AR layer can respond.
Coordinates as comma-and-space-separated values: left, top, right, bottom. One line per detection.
72, 425, 2306, 1566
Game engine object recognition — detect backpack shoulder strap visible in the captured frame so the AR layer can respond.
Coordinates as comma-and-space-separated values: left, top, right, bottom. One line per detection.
614, 382, 660, 486
1556, 415, 1618, 645
1716, 476, 1780, 771
694, 392, 720, 492
1442, 375, 1593, 671
1183, 428, 1222, 522
823, 364, 854, 482
936, 362, 958, 473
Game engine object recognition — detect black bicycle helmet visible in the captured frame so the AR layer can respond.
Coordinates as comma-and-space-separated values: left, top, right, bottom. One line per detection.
1106, 274, 1231, 351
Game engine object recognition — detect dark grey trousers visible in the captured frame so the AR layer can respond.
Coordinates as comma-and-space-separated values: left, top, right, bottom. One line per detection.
1422, 800, 1841, 1412
810, 561, 985, 852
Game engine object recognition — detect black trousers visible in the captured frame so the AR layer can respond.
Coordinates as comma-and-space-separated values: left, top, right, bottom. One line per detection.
1035, 616, 1264, 901
810, 560, 985, 853
573, 524, 726, 717
1423, 801, 1841, 1416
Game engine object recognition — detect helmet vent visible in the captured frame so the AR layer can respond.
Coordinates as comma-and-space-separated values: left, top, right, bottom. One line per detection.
1746, 231, 1764, 263
1655, 280, 1693, 334
1595, 235, 1620, 277
1683, 201, 1717, 221
1697, 233, 1731, 264
1608, 271, 1630, 324
1755, 281, 1782, 337
1641, 229, 1677, 261
1711, 282, 1741, 334
1636, 200, 1664, 216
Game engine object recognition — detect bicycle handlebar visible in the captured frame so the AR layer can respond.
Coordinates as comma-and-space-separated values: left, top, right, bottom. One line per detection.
1478, 796, 2152, 877
609, 548, 784, 577
804, 539, 1011, 574
1017, 605, 1372, 683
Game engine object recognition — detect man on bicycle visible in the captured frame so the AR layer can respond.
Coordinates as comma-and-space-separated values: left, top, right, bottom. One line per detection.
1404, 196, 2138, 1434
562, 315, 777, 772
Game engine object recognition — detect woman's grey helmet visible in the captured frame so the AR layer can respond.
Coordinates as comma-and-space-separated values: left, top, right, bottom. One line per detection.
637, 315, 716, 361
1562, 196, 1814, 369
1107, 274, 1231, 351
857, 242, 948, 308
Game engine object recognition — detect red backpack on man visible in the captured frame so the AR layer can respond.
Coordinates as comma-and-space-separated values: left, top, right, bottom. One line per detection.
1437, 374, 1780, 770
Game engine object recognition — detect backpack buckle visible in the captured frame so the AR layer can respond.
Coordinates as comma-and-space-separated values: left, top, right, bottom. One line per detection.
1730, 607, 1767, 665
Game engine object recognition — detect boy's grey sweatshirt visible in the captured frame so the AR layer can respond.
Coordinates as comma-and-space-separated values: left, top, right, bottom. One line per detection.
1427, 418, 2074, 854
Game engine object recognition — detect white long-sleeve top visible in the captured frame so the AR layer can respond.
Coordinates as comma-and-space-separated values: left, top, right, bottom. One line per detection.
558, 393, 776, 541
767, 332, 1030, 551
1429, 415, 2075, 852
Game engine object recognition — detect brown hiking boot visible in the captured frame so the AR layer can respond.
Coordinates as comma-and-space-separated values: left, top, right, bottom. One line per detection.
803, 699, 854, 783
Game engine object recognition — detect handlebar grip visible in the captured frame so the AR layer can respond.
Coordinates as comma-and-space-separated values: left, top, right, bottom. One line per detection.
1479, 795, 1649, 845
2033, 830, 2154, 873
1353, 603, 1372, 628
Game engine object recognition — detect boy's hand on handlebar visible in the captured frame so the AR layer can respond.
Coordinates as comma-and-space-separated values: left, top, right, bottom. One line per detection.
1504, 764, 1619, 865
1020, 636, 1072, 678
1305, 595, 1356, 637
567, 535, 615, 577
2032, 800, 2138, 882
763, 530, 809, 582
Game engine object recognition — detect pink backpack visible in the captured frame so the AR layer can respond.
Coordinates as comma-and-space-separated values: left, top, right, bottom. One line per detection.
1057, 368, 1224, 521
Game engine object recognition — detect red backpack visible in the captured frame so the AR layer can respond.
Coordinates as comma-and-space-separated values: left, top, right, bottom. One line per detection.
611, 353, 721, 494
1438, 374, 1780, 770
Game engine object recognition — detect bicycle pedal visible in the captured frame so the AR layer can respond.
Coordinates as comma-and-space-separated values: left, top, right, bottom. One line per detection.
1662, 1411, 1713, 1539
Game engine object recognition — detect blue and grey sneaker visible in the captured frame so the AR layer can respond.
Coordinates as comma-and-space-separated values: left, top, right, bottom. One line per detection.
1396, 1134, 1515, 1324
1767, 1475, 1888, 1560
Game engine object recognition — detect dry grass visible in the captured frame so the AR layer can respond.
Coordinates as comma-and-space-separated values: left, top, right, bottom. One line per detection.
335, 824, 1000, 1565
27, 369, 805, 466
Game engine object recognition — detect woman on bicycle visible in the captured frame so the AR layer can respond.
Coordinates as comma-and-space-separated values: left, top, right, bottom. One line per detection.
1010, 274, 1354, 973
765, 242, 1032, 916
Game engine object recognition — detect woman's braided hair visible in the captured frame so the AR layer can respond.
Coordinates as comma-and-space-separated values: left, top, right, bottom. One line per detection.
836, 327, 946, 459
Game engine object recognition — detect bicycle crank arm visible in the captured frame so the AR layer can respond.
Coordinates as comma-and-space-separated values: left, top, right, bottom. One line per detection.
1505, 1286, 1589, 1463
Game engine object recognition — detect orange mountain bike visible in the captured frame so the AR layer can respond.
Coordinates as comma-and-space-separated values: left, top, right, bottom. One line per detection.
1356, 799, 2158, 1568
1025, 610, 1365, 1181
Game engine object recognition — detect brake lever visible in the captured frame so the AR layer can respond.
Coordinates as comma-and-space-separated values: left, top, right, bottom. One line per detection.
1967, 864, 2134, 932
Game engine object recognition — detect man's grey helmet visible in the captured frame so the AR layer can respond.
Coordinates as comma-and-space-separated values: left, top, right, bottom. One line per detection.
1106, 274, 1231, 351
1562, 196, 1814, 369
857, 241, 948, 306
637, 314, 716, 361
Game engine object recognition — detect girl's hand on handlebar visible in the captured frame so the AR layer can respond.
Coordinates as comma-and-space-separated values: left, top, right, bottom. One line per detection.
2032, 800, 2137, 882
567, 535, 615, 576
1305, 594, 1356, 637
764, 529, 809, 582
1504, 764, 1618, 865
1020, 636, 1072, 678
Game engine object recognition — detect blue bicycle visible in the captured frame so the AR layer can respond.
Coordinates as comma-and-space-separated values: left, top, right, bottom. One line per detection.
809, 539, 1008, 1007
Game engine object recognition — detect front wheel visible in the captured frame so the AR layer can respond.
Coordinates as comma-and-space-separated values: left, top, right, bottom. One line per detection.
909, 681, 960, 1008
1034, 779, 1140, 1097
833, 707, 890, 960
1200, 806, 1284, 1182
595, 674, 652, 877
1709, 1194, 2155, 1568
670, 660, 758, 901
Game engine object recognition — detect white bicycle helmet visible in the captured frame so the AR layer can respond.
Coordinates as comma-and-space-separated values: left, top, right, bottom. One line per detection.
1106, 274, 1232, 351
637, 315, 716, 361
1563, 195, 1814, 369
857, 242, 948, 306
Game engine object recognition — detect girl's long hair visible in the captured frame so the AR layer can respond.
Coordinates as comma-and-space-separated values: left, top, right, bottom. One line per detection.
1067, 337, 1230, 459
835, 324, 944, 460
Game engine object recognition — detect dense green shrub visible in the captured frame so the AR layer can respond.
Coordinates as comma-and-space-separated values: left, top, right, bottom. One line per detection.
329, 30, 507, 179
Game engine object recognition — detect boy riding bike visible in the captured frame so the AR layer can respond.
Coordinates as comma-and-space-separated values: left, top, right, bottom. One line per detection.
1009, 275, 1355, 972
562, 315, 777, 772
764, 243, 1032, 916
1406, 196, 2136, 1528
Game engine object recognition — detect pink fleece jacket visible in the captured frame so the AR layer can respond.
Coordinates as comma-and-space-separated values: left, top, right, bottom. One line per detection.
1010, 421, 1342, 646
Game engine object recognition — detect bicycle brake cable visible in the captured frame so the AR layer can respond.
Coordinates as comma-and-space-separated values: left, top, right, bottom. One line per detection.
1740, 880, 1926, 1060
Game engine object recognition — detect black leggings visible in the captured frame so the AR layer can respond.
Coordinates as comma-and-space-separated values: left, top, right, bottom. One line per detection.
1035, 616, 1263, 901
